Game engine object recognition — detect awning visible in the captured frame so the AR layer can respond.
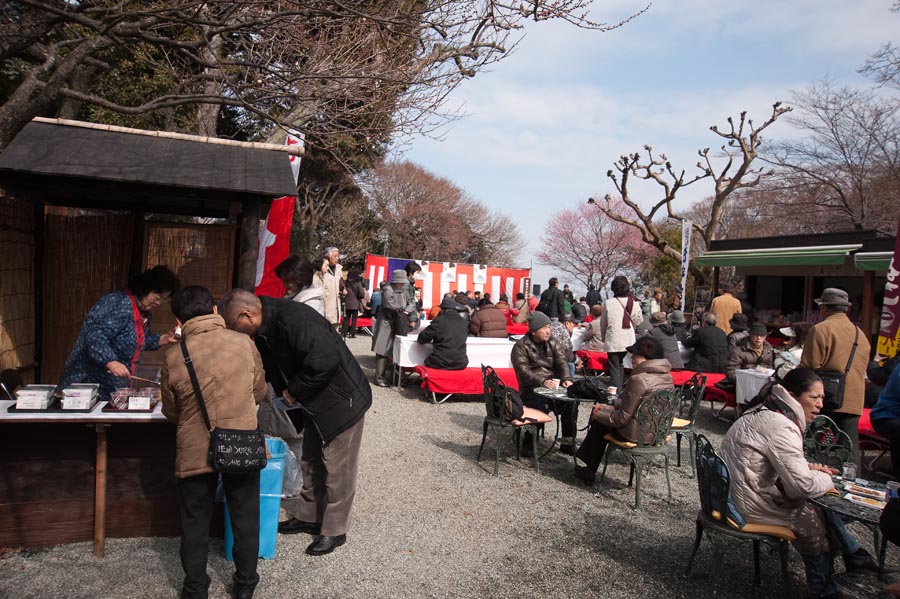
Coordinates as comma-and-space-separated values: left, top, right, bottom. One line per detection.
693, 244, 862, 267
854, 252, 894, 272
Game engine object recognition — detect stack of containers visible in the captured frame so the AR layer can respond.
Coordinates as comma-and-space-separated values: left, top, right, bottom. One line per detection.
15, 385, 57, 409
61, 383, 100, 410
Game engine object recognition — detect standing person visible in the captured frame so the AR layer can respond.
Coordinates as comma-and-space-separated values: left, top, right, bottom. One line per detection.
562, 284, 575, 305
585, 284, 601, 308
709, 282, 742, 335
600, 275, 643, 391
371, 270, 417, 386
800, 288, 871, 465
160, 286, 267, 599
511, 292, 530, 324
537, 277, 566, 320
664, 287, 682, 314
369, 282, 384, 319
274, 255, 324, 315
341, 268, 367, 339
59, 265, 180, 399
218, 289, 372, 556
321, 247, 344, 330
404, 262, 423, 328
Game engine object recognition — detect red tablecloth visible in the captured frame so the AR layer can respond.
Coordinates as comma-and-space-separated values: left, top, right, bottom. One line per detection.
413, 365, 519, 395
506, 323, 528, 335
576, 350, 608, 372
670, 370, 726, 387
341, 316, 373, 328
704, 385, 736, 408
859, 408, 886, 440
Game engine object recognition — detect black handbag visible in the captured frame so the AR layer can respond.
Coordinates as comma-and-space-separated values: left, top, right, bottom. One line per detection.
818, 327, 859, 411
180, 342, 267, 473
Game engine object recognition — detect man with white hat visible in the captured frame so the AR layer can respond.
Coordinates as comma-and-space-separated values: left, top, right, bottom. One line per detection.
801, 288, 871, 465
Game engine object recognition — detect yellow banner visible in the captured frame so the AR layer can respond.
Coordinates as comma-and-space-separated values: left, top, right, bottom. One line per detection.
878, 328, 900, 358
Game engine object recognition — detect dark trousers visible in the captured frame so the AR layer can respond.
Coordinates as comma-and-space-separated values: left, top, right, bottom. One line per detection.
575, 421, 614, 474
341, 309, 359, 336
873, 417, 900, 479
607, 351, 626, 391
522, 388, 578, 445
177, 471, 260, 599
822, 411, 860, 466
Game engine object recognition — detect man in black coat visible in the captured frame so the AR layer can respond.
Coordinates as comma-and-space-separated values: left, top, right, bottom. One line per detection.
585, 284, 601, 308
219, 290, 372, 557
684, 312, 728, 373
537, 277, 566, 319
417, 297, 469, 370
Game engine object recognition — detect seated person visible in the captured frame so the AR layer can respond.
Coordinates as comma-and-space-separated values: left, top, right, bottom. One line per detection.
551, 313, 579, 378
574, 336, 674, 484
580, 305, 606, 352
510, 292, 529, 324
774, 321, 811, 380
720, 368, 880, 599
469, 299, 508, 338
417, 296, 469, 370
648, 311, 683, 369
870, 362, 900, 480
512, 312, 575, 456
867, 352, 900, 408
718, 322, 775, 391
571, 298, 588, 323
726, 313, 749, 351
684, 313, 728, 373
667, 309, 688, 343
494, 294, 512, 316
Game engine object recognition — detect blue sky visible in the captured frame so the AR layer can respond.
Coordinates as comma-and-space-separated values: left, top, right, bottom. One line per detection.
396, 0, 898, 294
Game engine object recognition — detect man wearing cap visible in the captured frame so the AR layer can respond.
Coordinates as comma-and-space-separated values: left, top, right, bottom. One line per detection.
727, 313, 750, 351
709, 282, 742, 335
574, 335, 674, 485
801, 288, 871, 464
371, 270, 418, 386
417, 297, 469, 370
512, 312, 575, 456
717, 322, 775, 392
648, 311, 683, 369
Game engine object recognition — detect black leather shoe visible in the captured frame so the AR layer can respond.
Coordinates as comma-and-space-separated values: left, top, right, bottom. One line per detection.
232, 586, 255, 599
843, 548, 880, 573
278, 518, 321, 535
306, 534, 346, 556
559, 444, 575, 456
574, 465, 597, 486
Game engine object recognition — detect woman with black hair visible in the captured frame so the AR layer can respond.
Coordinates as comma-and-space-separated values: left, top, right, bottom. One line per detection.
274, 255, 325, 316
59, 265, 180, 399
720, 367, 878, 599
599, 275, 643, 391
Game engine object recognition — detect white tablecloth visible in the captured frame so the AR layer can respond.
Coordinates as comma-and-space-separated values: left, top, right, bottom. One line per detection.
393, 334, 515, 369
735, 369, 774, 405
571, 327, 586, 351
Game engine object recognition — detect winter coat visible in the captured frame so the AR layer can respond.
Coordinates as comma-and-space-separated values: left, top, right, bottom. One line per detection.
511, 299, 530, 324
321, 263, 344, 325
550, 321, 575, 362
719, 386, 833, 529
160, 314, 267, 478
650, 324, 684, 369
571, 302, 588, 322
290, 285, 325, 316
599, 296, 643, 353
586, 288, 601, 307
372, 284, 415, 357
709, 292, 742, 335
343, 279, 367, 311
723, 337, 775, 386
469, 305, 509, 338
871, 364, 900, 423
800, 311, 871, 416
59, 290, 161, 399
671, 323, 689, 343
537, 287, 565, 319
580, 319, 606, 352
254, 297, 372, 444
727, 330, 749, 352
593, 359, 674, 444
418, 312, 469, 370
684, 325, 728, 373
511, 334, 571, 391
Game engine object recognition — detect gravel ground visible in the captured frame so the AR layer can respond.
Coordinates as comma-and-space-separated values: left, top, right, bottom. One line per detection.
1, 335, 896, 598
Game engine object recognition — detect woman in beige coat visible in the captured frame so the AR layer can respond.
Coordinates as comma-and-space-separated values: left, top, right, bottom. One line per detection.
720, 368, 878, 599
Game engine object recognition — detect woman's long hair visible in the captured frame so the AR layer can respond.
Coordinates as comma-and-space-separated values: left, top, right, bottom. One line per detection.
742, 367, 822, 429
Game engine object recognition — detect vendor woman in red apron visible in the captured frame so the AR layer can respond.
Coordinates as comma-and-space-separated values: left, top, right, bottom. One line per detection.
59, 266, 180, 398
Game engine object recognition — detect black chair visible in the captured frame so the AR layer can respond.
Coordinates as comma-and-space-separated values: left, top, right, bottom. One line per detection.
803, 414, 852, 471
685, 434, 794, 593
0, 368, 23, 401
671, 373, 707, 477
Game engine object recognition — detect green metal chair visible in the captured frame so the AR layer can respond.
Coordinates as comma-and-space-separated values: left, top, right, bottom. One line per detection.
685, 434, 794, 593
803, 414, 853, 470
477, 365, 553, 476
600, 388, 681, 510
671, 373, 707, 478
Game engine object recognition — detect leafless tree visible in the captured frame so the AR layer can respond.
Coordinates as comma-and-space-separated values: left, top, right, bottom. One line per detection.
591, 103, 791, 285
860, 1, 900, 88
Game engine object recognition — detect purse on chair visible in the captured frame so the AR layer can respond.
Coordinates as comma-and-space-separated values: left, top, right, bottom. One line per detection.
180, 342, 267, 473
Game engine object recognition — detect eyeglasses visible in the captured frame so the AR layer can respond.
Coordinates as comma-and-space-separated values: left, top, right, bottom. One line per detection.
226, 313, 247, 330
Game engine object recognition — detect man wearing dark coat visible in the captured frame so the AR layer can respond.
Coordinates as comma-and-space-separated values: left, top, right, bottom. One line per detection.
684, 312, 728, 373
219, 289, 372, 557
537, 277, 566, 319
417, 297, 469, 370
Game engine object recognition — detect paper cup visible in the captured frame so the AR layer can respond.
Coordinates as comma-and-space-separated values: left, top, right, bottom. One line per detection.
550, 378, 560, 389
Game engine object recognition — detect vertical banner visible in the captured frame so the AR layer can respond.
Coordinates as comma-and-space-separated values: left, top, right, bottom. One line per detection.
286, 130, 305, 185
254, 196, 294, 297
680, 220, 692, 312
877, 218, 900, 358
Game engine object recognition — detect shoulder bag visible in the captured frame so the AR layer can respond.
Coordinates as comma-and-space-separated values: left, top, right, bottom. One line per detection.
180, 342, 267, 473
818, 327, 859, 411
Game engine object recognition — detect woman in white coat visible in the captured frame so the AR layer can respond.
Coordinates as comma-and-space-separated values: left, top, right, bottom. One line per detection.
720, 368, 878, 599
599, 275, 642, 391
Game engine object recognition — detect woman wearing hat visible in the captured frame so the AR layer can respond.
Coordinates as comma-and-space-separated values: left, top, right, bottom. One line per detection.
666, 310, 688, 343
574, 336, 674, 485
774, 322, 811, 379
371, 270, 417, 386
727, 313, 749, 351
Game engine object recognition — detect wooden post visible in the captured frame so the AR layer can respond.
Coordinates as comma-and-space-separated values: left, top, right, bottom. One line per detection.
130, 211, 145, 275
712, 267, 720, 295
237, 198, 260, 290
93, 424, 108, 557
862, 270, 874, 352
33, 199, 44, 384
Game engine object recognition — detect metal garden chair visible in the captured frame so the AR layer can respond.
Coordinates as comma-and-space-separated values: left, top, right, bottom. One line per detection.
803, 414, 853, 471
671, 373, 707, 478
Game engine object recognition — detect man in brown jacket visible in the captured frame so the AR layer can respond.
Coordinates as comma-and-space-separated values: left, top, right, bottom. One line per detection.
469, 300, 509, 338
161, 286, 268, 599
800, 288, 871, 466
709, 282, 742, 335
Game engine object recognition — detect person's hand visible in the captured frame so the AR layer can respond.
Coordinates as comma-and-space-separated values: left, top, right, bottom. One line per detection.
808, 463, 834, 474
283, 389, 297, 406
158, 329, 179, 346
591, 403, 604, 420
561, 380, 573, 388
542, 379, 557, 389
106, 361, 130, 379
